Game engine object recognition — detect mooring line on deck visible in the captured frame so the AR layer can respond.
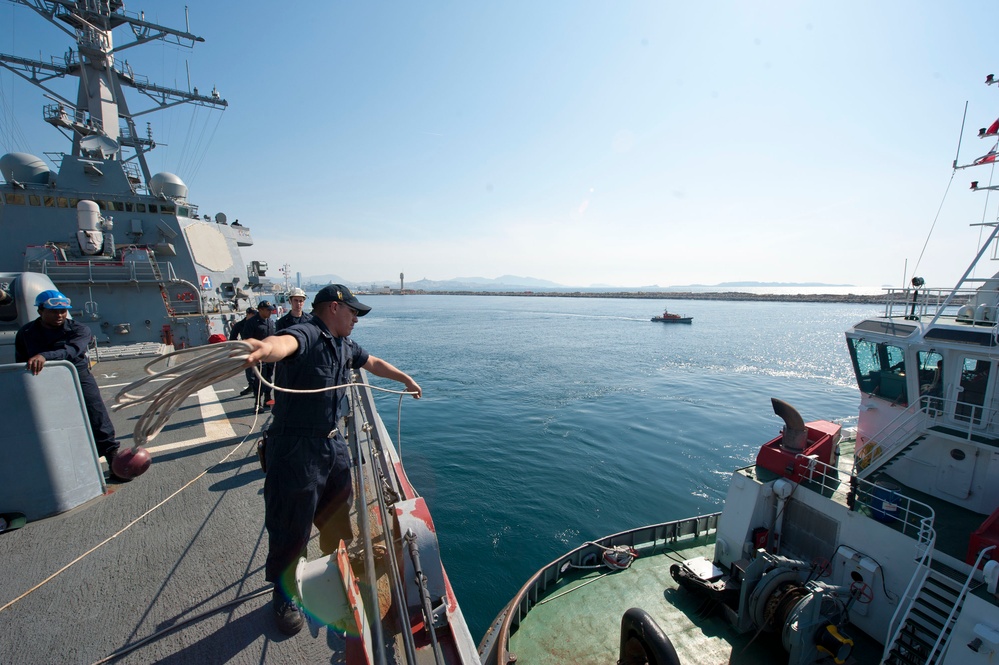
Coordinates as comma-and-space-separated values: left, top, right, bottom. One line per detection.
0, 409, 263, 617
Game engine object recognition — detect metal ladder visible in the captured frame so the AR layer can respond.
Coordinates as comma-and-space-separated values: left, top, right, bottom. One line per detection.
882, 548, 992, 664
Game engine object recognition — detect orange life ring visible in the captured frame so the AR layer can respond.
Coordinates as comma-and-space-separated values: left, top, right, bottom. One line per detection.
176, 291, 196, 302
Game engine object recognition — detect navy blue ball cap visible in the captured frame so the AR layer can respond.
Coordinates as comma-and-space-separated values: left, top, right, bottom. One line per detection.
257, 300, 273, 309
314, 284, 370, 316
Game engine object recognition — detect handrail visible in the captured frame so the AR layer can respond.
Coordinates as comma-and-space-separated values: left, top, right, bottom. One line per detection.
796, 454, 936, 541
345, 376, 393, 665
853, 401, 924, 477
925, 545, 996, 663
882, 528, 937, 664
854, 395, 999, 476
878, 221, 999, 323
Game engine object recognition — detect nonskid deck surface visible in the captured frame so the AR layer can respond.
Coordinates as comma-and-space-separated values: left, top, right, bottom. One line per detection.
507, 538, 883, 665
0, 354, 368, 664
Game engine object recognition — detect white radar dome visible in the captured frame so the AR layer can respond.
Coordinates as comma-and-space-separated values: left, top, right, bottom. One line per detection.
149, 172, 189, 200
0, 152, 51, 184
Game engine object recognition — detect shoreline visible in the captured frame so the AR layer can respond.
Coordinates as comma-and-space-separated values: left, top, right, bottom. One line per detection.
402, 290, 890, 305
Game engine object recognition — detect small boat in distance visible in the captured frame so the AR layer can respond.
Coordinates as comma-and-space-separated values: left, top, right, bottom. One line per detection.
651, 308, 693, 323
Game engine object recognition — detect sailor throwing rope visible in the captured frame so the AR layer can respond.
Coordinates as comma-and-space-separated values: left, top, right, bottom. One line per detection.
240, 284, 421, 637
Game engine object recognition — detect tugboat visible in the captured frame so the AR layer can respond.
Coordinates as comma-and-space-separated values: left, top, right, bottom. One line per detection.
652, 308, 693, 324
480, 76, 999, 665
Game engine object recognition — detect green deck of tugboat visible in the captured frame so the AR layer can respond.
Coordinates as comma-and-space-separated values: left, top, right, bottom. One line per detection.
507, 536, 885, 665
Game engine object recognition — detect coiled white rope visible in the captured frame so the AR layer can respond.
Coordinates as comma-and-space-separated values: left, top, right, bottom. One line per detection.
563, 541, 639, 571
112, 341, 416, 449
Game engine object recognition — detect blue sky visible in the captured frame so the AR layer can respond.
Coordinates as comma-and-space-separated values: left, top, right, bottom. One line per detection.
3, 1, 999, 289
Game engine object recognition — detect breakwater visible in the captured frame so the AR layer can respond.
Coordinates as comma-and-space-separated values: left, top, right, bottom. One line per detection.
412, 290, 891, 304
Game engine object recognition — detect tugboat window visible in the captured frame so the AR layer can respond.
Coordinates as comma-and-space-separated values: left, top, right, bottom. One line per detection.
956, 357, 991, 425
848, 339, 908, 405
917, 352, 944, 394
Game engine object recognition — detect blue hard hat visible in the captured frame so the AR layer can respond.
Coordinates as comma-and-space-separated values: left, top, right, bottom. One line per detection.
35, 289, 72, 310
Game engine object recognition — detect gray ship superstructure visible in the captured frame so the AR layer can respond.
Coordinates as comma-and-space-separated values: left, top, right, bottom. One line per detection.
0, 0, 264, 350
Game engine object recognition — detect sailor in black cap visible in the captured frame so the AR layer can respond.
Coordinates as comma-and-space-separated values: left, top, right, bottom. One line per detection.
242, 284, 421, 636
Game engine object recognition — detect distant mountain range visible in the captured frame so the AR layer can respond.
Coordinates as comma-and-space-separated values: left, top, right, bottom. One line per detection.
301, 274, 854, 293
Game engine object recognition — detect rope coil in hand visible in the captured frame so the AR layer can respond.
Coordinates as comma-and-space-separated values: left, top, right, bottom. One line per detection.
113, 340, 417, 452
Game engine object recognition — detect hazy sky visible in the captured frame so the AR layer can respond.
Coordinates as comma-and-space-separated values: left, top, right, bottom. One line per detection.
3, 1, 999, 289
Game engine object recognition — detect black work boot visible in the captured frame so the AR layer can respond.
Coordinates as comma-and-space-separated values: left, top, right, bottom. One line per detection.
273, 587, 304, 636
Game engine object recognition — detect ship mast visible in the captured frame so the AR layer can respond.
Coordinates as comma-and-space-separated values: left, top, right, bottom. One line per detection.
0, 0, 227, 187
279, 263, 291, 294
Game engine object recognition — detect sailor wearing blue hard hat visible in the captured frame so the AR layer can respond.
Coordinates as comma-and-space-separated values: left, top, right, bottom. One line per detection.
34, 289, 73, 310
14, 289, 124, 479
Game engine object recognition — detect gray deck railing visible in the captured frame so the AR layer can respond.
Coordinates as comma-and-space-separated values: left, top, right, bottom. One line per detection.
26, 258, 169, 284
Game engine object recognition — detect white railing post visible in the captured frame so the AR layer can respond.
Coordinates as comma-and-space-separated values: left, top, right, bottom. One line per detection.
882, 524, 937, 664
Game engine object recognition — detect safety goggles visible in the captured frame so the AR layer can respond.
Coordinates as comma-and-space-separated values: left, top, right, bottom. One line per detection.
41, 296, 72, 309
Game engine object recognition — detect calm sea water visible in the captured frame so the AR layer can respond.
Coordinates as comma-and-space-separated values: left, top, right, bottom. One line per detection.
330, 294, 874, 640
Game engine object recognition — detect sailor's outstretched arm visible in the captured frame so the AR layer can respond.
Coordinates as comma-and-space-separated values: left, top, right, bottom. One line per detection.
243, 335, 299, 364
363, 355, 422, 399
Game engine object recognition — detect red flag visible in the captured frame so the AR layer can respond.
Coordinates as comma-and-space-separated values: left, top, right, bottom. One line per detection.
975, 148, 998, 165
987, 119, 999, 136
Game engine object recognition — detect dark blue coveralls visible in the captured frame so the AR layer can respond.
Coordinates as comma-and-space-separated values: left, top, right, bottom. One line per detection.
228, 317, 249, 340
229, 316, 255, 391
263, 317, 368, 588
243, 315, 276, 403
14, 318, 119, 459
275, 311, 313, 332
273, 311, 313, 407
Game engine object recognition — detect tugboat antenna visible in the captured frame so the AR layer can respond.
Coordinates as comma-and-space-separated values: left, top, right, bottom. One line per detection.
953, 100, 968, 170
